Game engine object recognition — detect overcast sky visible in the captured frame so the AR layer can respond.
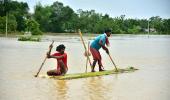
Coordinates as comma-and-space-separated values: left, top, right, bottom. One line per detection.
15, 0, 170, 19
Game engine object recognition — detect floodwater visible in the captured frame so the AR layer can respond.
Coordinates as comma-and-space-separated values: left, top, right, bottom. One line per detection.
0, 34, 170, 100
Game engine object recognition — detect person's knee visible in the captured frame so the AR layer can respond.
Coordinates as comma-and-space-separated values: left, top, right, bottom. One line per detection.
47, 70, 57, 76
61, 69, 67, 75
47, 71, 52, 76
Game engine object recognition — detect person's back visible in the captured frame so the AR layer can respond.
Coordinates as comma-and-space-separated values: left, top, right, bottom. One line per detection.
90, 34, 107, 50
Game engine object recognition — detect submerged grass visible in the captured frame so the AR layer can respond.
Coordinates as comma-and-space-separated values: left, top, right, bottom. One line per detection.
42, 67, 138, 80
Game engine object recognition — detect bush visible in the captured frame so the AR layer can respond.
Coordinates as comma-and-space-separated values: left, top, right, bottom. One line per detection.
32, 28, 42, 35
18, 35, 41, 42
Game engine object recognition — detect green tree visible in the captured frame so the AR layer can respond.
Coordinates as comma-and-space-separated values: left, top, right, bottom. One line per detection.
0, 0, 29, 32
149, 16, 164, 34
0, 14, 17, 33
7, 14, 17, 32
0, 0, 11, 17
128, 26, 141, 34
95, 14, 113, 33
25, 19, 42, 35
162, 19, 170, 34
10, 1, 29, 31
112, 17, 124, 34
77, 9, 102, 33
46, 1, 76, 32
0, 16, 6, 33
34, 3, 52, 32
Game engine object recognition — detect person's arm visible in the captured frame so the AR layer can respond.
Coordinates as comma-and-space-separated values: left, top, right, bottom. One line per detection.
47, 51, 65, 59
99, 39, 109, 54
48, 54, 65, 59
47, 46, 65, 59
46, 44, 65, 59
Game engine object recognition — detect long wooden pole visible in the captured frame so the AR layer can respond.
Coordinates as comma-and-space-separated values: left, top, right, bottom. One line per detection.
108, 53, 118, 71
78, 29, 92, 68
34, 40, 54, 77
85, 41, 90, 73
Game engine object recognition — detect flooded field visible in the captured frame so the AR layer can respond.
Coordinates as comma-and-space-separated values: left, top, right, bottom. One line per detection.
0, 34, 170, 100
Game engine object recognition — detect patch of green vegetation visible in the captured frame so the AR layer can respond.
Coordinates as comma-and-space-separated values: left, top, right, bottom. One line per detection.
18, 35, 41, 42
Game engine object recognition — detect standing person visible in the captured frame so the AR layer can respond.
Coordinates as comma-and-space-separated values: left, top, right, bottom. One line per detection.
46, 44, 68, 76
90, 29, 111, 72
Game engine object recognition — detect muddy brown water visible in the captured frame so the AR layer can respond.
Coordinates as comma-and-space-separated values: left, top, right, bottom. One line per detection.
0, 35, 170, 100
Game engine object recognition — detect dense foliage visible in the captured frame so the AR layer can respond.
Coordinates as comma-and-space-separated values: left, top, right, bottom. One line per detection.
0, 0, 169, 34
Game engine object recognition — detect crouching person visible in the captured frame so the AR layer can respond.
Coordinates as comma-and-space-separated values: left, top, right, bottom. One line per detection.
47, 44, 68, 76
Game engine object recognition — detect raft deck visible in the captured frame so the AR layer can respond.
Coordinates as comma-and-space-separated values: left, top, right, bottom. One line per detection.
39, 67, 138, 80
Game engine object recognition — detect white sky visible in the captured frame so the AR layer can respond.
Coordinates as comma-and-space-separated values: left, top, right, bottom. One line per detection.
15, 0, 170, 19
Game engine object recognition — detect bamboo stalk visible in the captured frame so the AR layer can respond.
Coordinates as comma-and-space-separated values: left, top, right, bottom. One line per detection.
85, 41, 90, 73
34, 40, 54, 77
40, 67, 138, 80
78, 29, 92, 69
108, 53, 118, 72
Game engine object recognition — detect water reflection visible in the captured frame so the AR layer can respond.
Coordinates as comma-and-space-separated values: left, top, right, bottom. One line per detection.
54, 80, 68, 100
83, 77, 113, 100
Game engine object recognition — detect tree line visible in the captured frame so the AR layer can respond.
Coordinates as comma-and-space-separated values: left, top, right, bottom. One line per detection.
0, 0, 170, 35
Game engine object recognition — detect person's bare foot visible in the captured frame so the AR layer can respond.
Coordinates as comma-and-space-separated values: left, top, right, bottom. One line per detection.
91, 70, 96, 72
99, 69, 105, 71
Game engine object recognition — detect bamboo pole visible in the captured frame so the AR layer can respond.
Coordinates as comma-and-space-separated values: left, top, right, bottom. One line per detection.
34, 40, 54, 77
85, 41, 90, 73
108, 53, 118, 72
78, 29, 92, 69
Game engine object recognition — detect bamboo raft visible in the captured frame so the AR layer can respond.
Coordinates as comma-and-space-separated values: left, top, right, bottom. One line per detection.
39, 67, 138, 80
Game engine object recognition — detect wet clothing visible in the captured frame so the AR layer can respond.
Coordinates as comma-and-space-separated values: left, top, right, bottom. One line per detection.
90, 47, 102, 66
90, 33, 109, 50
47, 52, 67, 76
90, 33, 109, 60
52, 52, 67, 70
90, 33, 110, 71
